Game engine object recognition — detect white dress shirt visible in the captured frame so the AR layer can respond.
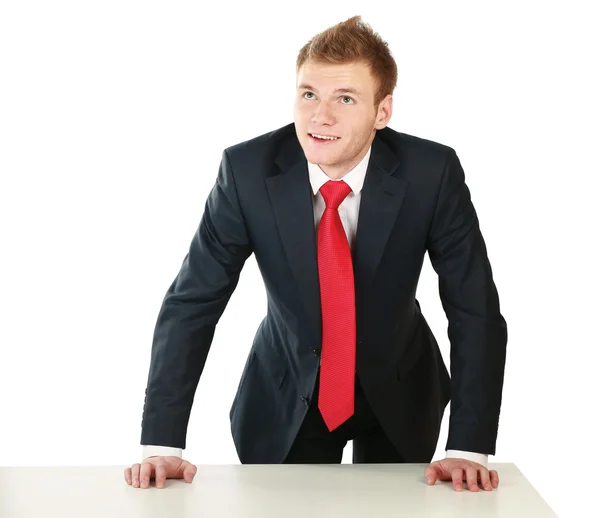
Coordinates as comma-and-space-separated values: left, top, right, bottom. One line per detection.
142, 145, 488, 468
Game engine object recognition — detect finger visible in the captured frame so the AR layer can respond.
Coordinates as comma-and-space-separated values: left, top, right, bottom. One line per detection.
451, 468, 464, 492
424, 464, 441, 485
490, 469, 500, 488
479, 468, 493, 491
155, 464, 167, 489
183, 462, 197, 483
131, 463, 141, 488
466, 466, 479, 492
124, 467, 132, 485
139, 462, 154, 489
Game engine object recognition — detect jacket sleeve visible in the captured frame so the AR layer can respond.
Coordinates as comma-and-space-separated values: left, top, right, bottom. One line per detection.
140, 149, 253, 449
426, 148, 507, 455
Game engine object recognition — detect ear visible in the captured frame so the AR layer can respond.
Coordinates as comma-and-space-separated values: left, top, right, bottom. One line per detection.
374, 95, 393, 129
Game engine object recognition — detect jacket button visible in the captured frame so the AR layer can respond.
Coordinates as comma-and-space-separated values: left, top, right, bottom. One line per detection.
312, 348, 321, 356
300, 396, 309, 406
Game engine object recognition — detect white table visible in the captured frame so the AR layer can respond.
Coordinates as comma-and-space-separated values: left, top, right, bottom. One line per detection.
0, 463, 556, 517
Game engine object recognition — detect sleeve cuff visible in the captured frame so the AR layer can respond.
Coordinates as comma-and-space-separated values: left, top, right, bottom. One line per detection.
142, 445, 183, 460
446, 449, 488, 468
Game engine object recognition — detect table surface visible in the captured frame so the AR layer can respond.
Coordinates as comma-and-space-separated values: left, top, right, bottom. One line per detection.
0, 463, 556, 517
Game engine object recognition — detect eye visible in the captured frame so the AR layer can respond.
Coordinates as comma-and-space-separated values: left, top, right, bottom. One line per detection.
341, 96, 355, 104
303, 92, 316, 100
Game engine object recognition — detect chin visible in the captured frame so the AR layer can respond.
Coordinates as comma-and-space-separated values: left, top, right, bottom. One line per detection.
302, 143, 340, 164
304, 151, 338, 166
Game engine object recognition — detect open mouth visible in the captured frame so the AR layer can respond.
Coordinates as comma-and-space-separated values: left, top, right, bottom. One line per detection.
309, 133, 340, 143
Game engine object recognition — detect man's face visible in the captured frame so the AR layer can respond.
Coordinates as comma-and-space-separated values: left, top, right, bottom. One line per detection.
293, 60, 392, 178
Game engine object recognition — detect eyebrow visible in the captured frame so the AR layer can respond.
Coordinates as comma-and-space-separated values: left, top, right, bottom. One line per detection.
297, 83, 363, 98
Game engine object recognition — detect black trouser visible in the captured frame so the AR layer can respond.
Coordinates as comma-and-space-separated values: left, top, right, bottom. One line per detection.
284, 371, 404, 463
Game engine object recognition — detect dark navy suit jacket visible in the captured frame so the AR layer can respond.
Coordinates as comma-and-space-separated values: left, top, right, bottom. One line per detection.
140, 122, 507, 463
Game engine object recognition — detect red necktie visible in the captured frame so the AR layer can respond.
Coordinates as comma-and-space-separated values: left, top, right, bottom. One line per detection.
317, 180, 356, 432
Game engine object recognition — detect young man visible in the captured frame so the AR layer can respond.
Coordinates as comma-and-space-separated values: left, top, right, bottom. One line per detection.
125, 16, 507, 493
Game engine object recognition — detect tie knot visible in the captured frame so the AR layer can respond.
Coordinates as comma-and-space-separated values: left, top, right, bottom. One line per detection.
320, 180, 352, 210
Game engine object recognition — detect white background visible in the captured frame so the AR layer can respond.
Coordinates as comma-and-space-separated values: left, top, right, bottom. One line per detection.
1, 1, 598, 516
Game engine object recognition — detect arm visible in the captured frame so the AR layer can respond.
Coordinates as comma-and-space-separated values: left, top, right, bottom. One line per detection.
140, 149, 253, 450
426, 149, 507, 457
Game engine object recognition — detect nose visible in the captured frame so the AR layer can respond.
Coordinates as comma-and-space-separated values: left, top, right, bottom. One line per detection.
311, 102, 335, 126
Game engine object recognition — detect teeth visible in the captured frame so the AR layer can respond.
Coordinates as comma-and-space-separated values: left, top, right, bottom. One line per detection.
312, 134, 338, 140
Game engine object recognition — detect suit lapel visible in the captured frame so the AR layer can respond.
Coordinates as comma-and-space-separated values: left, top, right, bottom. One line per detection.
266, 129, 407, 344
354, 134, 407, 304
267, 138, 321, 344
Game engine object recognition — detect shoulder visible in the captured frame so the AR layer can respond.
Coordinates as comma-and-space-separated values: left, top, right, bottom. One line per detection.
222, 123, 297, 163
377, 126, 457, 167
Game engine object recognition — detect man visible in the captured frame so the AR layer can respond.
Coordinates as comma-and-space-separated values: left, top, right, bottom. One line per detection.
125, 16, 507, 493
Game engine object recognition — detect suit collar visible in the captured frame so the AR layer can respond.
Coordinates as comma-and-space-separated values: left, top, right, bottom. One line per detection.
273, 126, 400, 181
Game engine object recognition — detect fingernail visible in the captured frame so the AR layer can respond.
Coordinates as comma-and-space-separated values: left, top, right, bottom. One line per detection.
427, 477, 433, 484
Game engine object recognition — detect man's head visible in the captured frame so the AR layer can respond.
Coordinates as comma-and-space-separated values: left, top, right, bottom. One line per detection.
293, 16, 398, 179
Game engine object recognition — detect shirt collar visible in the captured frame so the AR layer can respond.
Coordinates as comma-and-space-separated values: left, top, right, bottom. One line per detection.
307, 145, 372, 196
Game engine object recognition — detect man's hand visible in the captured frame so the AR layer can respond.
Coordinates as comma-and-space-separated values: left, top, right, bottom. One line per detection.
124, 456, 197, 489
424, 458, 499, 492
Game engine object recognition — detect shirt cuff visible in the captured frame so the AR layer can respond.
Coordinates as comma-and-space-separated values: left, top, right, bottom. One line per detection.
446, 450, 488, 468
142, 445, 183, 460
